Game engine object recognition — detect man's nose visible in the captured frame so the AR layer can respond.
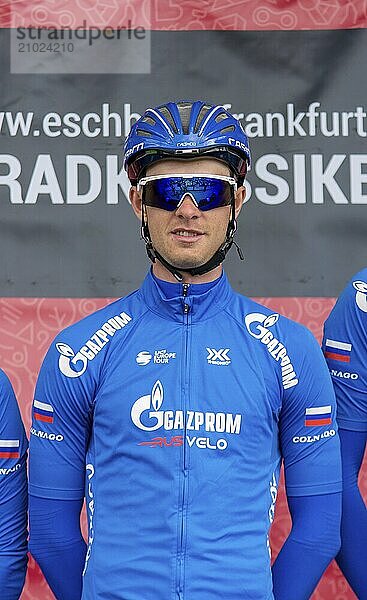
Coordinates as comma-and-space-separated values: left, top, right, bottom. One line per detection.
175, 194, 201, 218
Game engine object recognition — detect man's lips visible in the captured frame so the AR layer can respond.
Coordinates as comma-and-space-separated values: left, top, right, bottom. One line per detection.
171, 229, 205, 241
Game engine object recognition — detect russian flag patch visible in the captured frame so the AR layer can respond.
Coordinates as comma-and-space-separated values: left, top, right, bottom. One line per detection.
34, 399, 54, 423
0, 439, 20, 459
305, 406, 332, 427
324, 338, 352, 363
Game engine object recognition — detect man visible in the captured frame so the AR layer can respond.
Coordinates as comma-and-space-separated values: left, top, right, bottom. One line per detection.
322, 268, 367, 599
0, 368, 28, 599
29, 101, 342, 599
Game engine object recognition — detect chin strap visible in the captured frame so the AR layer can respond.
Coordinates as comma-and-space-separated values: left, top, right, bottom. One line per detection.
140, 202, 244, 283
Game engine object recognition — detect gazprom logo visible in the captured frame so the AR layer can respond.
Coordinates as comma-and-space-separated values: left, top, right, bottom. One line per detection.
57, 312, 132, 378
57, 342, 88, 378
131, 380, 164, 431
353, 280, 367, 312
131, 380, 242, 435
245, 312, 298, 390
263, 314, 279, 328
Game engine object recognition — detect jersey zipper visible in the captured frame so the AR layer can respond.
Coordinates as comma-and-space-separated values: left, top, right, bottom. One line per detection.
177, 283, 191, 599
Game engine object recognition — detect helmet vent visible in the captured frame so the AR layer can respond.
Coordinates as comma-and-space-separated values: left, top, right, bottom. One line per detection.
220, 125, 235, 134
193, 104, 212, 133
124, 101, 251, 184
177, 102, 193, 134
158, 106, 178, 134
137, 129, 152, 137
214, 111, 228, 123
141, 116, 155, 126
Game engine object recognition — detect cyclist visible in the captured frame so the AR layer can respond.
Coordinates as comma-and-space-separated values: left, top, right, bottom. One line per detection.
0, 369, 28, 599
29, 101, 342, 599
323, 268, 367, 599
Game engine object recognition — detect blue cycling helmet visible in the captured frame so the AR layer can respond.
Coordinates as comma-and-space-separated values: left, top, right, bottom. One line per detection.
124, 100, 249, 281
124, 100, 251, 185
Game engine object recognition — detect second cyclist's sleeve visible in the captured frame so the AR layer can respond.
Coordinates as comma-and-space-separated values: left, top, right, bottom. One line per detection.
322, 270, 367, 431
0, 369, 28, 600
279, 326, 342, 497
29, 330, 96, 500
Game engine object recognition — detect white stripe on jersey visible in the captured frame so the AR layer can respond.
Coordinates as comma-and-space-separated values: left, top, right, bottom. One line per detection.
0, 439, 20, 447
34, 399, 53, 412
325, 338, 352, 351
305, 406, 332, 415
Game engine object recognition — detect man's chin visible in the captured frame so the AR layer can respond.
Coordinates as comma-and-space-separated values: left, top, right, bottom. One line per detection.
159, 253, 208, 271
165, 261, 205, 271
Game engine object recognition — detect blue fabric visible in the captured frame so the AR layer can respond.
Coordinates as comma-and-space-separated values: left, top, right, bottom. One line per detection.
322, 268, 367, 597
336, 428, 367, 599
29, 271, 342, 599
272, 492, 341, 600
29, 495, 86, 600
322, 267, 367, 431
0, 369, 28, 600
152, 268, 220, 297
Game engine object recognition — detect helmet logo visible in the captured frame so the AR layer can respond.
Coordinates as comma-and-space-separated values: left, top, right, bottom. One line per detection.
177, 141, 197, 147
125, 142, 145, 161
228, 138, 250, 155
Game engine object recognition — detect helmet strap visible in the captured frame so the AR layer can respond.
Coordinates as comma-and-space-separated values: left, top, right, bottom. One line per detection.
141, 206, 185, 281
184, 200, 243, 277
140, 201, 244, 282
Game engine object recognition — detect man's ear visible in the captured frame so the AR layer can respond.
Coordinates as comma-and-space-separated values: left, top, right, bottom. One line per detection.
234, 186, 246, 218
130, 187, 142, 220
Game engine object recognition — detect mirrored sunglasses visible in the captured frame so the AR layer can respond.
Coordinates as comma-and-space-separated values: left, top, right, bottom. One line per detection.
137, 174, 237, 212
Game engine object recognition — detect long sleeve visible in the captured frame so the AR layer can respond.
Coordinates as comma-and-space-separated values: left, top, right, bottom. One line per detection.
322, 268, 367, 597
0, 369, 28, 600
29, 496, 86, 599
272, 492, 341, 600
336, 428, 367, 599
29, 325, 96, 594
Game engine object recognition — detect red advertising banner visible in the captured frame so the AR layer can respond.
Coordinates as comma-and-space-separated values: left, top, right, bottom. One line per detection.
1, 0, 367, 30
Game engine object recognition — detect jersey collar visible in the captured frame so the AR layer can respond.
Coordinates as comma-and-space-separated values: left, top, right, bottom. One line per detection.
139, 269, 233, 322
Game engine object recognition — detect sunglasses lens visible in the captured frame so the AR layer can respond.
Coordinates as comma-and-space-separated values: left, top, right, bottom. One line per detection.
142, 177, 234, 212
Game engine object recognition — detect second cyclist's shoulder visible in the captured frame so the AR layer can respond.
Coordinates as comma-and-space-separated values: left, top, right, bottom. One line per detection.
332, 267, 367, 318
350, 266, 367, 282
0, 369, 17, 399
0, 369, 19, 417
342, 267, 367, 296
0, 368, 10, 388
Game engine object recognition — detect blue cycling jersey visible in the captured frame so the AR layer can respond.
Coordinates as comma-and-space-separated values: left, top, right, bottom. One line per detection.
0, 369, 28, 599
29, 271, 342, 600
322, 267, 367, 432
